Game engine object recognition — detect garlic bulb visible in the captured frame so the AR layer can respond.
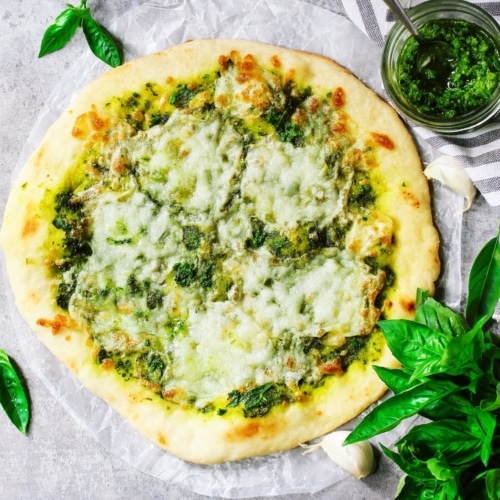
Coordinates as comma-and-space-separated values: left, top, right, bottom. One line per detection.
301, 430, 376, 479
423, 155, 476, 211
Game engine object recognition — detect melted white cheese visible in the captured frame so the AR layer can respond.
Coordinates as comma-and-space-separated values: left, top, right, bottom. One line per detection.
68, 92, 385, 407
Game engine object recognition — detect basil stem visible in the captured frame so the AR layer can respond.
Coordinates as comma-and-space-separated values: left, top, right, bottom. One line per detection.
38, 0, 122, 67
0, 349, 29, 433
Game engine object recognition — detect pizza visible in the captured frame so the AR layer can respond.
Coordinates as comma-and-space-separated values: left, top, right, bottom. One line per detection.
0, 39, 440, 464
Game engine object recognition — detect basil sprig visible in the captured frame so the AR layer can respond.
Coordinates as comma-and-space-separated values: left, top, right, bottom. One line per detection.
346, 229, 500, 499
39, 1, 122, 67
0, 349, 29, 433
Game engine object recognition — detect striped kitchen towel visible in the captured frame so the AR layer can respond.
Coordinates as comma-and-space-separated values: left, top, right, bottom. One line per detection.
333, 0, 500, 206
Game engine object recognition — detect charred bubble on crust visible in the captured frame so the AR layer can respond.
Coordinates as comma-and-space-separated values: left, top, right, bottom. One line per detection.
270, 54, 281, 68
157, 433, 168, 447
228, 421, 261, 440
36, 313, 71, 334
331, 87, 345, 108
401, 188, 421, 208
400, 297, 417, 315
370, 132, 395, 150
21, 217, 39, 239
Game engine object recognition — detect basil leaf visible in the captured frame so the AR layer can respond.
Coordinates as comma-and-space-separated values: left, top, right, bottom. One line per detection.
382, 444, 433, 482
415, 289, 468, 337
344, 379, 461, 444
0, 349, 29, 433
479, 382, 500, 411
482, 336, 500, 383
372, 365, 419, 394
464, 468, 500, 500
420, 393, 475, 421
439, 321, 486, 382
38, 8, 80, 58
378, 319, 448, 376
466, 231, 500, 326
396, 419, 485, 467
485, 469, 500, 500
38, 0, 122, 67
394, 474, 444, 500
472, 409, 496, 466
425, 457, 456, 481
80, 14, 121, 68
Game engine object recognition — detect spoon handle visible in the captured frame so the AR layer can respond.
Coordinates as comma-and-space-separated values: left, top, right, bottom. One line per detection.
382, 0, 421, 39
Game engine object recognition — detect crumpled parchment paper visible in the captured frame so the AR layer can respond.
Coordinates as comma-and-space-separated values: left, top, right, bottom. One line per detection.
6, 0, 463, 497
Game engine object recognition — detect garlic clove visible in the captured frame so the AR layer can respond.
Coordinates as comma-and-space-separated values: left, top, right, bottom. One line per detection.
423, 155, 476, 211
301, 430, 376, 479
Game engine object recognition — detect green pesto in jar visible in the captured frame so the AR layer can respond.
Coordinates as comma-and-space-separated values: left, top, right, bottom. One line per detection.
397, 19, 500, 118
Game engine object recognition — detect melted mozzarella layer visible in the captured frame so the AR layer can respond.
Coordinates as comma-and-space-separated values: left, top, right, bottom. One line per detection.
68, 102, 383, 407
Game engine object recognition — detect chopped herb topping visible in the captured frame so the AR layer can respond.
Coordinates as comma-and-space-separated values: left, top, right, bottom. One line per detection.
172, 261, 197, 287
182, 225, 203, 251
169, 84, 198, 108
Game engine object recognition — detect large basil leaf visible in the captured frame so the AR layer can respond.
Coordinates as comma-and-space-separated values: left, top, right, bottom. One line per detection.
466, 231, 500, 326
378, 319, 449, 378
439, 321, 486, 382
396, 419, 487, 467
344, 379, 461, 444
415, 289, 468, 337
38, 8, 80, 57
420, 392, 475, 421
372, 365, 414, 394
80, 14, 121, 68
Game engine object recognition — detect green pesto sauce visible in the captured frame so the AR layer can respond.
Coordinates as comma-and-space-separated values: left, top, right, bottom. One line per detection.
397, 19, 500, 118
45, 56, 392, 419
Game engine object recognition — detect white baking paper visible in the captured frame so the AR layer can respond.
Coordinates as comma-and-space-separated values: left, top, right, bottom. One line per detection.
6, 0, 463, 497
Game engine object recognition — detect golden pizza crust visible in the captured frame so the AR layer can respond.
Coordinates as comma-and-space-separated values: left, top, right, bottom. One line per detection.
0, 39, 439, 464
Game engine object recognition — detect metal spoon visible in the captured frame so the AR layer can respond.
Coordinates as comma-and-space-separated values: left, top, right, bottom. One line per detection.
382, 0, 455, 75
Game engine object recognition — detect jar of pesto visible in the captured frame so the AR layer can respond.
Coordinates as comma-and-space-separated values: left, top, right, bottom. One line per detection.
381, 0, 500, 134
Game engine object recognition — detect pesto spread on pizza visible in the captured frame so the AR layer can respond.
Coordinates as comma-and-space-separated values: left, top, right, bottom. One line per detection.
0, 39, 440, 464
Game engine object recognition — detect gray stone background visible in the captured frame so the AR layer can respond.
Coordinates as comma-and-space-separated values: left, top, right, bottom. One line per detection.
0, 1, 498, 499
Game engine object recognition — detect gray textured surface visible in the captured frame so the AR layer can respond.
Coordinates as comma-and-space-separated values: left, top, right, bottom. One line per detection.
0, 1, 498, 499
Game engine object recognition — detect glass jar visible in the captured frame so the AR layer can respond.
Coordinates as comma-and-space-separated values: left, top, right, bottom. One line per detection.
381, 0, 500, 134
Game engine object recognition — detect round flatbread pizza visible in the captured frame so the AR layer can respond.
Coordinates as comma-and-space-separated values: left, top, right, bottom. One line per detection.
0, 39, 440, 464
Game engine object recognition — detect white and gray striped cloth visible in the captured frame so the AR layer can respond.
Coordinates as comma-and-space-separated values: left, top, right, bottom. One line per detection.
333, 0, 500, 206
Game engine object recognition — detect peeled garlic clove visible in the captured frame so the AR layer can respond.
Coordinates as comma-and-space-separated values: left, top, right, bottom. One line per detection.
424, 155, 476, 211
301, 430, 376, 479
